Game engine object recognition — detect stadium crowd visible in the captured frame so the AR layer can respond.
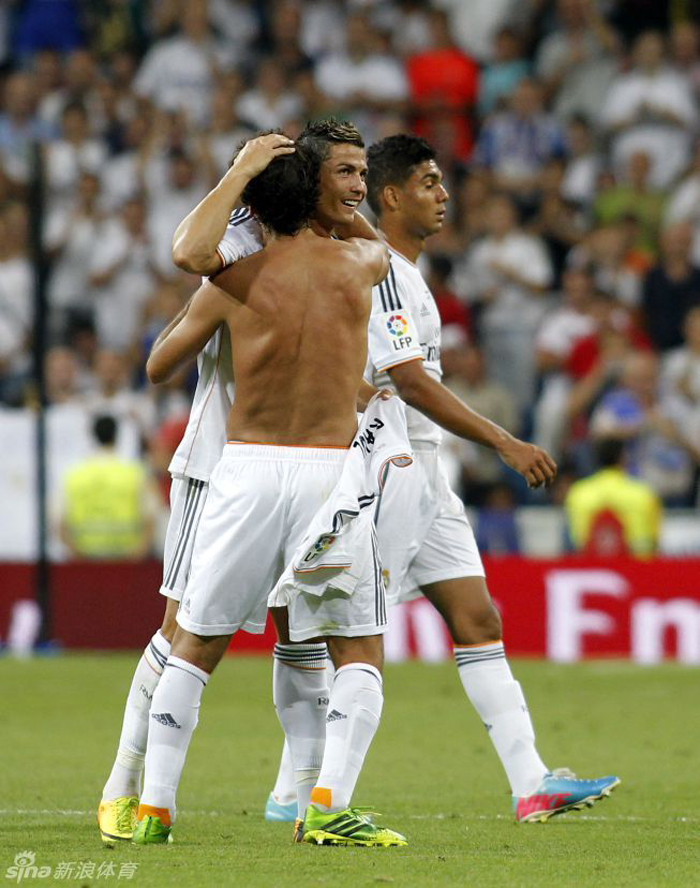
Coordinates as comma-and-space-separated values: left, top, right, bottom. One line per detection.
0, 0, 699, 546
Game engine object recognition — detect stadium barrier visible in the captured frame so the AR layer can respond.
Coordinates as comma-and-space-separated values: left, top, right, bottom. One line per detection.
1, 557, 699, 664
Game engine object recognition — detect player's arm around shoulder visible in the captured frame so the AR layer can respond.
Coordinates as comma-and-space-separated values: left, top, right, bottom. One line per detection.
146, 281, 233, 384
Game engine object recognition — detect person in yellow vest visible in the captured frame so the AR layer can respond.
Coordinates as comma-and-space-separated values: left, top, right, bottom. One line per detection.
565, 438, 662, 556
60, 415, 156, 559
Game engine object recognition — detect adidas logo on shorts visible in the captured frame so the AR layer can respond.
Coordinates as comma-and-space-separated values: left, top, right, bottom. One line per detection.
326, 709, 347, 723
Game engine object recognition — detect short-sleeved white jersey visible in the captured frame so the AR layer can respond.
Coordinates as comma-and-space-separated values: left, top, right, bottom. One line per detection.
168, 209, 263, 481
365, 246, 443, 446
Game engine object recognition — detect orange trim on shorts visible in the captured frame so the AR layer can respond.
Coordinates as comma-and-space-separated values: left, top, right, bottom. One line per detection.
453, 640, 503, 649
227, 440, 349, 449
137, 804, 171, 827
310, 787, 332, 809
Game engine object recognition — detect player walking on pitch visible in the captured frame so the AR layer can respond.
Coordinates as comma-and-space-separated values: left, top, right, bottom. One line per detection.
132, 139, 408, 846
361, 135, 620, 822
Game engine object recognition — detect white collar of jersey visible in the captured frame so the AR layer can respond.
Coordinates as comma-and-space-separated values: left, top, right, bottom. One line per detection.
387, 244, 419, 268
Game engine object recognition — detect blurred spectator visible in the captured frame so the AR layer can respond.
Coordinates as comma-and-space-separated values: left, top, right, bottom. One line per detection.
475, 483, 520, 555
84, 348, 156, 456
134, 0, 235, 127
590, 351, 695, 503
436, 0, 533, 64
601, 30, 696, 189
13, 0, 84, 58
473, 78, 566, 204
533, 268, 600, 459
440, 339, 519, 500
45, 345, 82, 405
207, 81, 253, 177
669, 21, 700, 100
426, 255, 471, 338
99, 111, 150, 211
661, 305, 700, 462
237, 57, 303, 132
45, 170, 102, 338
37, 49, 100, 133
565, 437, 661, 556
478, 26, 529, 117
664, 139, 700, 264
459, 193, 553, 406
528, 157, 586, 284
0, 72, 54, 185
561, 114, 600, 209
535, 0, 619, 122
406, 9, 479, 162
88, 195, 157, 352
642, 222, 700, 352
593, 151, 665, 258
314, 11, 407, 138
0, 203, 32, 396
59, 415, 157, 559
45, 101, 106, 213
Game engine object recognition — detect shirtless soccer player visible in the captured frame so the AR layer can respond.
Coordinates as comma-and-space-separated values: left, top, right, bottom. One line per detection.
132, 141, 407, 847
362, 135, 620, 822
97, 133, 296, 846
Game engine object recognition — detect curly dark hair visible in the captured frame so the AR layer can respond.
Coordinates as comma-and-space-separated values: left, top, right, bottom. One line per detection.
366, 134, 436, 216
297, 117, 364, 159
241, 141, 322, 236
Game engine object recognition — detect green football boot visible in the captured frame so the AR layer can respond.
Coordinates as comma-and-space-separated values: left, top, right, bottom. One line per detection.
300, 804, 407, 847
132, 813, 173, 845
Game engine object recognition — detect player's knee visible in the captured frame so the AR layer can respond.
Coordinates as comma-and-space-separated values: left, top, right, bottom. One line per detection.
449, 600, 502, 646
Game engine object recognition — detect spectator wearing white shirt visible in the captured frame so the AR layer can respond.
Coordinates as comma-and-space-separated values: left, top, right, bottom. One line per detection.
601, 30, 696, 189
532, 267, 601, 459
206, 83, 253, 178
459, 193, 553, 406
88, 196, 157, 353
45, 171, 102, 336
99, 112, 150, 212
45, 101, 106, 215
314, 12, 407, 139
236, 57, 303, 133
664, 139, 700, 265
661, 306, 700, 464
0, 71, 54, 185
670, 21, 700, 102
561, 114, 600, 209
535, 0, 619, 122
134, 0, 234, 128
0, 202, 32, 397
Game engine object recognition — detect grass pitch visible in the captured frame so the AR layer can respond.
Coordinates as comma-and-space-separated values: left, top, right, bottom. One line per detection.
1, 655, 699, 887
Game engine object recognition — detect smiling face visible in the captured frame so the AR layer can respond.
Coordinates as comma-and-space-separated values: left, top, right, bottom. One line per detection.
314, 143, 368, 230
391, 160, 449, 239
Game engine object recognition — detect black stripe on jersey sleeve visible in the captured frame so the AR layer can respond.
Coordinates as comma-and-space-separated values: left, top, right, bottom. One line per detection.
231, 212, 253, 227
378, 282, 388, 312
387, 264, 402, 309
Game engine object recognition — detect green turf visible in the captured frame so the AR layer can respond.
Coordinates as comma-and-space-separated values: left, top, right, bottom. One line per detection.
1, 655, 698, 887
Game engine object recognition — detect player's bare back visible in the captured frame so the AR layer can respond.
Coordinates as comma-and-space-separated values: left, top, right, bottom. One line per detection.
209, 228, 383, 448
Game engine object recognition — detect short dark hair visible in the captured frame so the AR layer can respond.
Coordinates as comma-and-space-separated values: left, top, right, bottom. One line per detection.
596, 438, 625, 468
93, 415, 117, 446
297, 117, 364, 160
366, 134, 436, 215
241, 141, 321, 236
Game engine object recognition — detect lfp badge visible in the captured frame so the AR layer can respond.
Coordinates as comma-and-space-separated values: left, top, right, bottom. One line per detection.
386, 314, 408, 336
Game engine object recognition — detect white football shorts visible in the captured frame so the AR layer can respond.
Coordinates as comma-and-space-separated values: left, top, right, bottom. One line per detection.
160, 475, 209, 602
377, 445, 485, 606
177, 443, 387, 640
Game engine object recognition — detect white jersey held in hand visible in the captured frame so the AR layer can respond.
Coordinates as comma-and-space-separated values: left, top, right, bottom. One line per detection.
364, 246, 443, 446
168, 209, 264, 481
269, 395, 413, 605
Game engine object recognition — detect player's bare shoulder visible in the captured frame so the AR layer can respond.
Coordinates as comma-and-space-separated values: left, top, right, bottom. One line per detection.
339, 236, 390, 287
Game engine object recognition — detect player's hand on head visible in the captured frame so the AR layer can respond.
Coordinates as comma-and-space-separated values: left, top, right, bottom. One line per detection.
231, 133, 295, 179
376, 389, 394, 401
498, 438, 557, 489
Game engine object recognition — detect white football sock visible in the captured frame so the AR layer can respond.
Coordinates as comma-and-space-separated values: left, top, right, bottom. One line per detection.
102, 630, 171, 800
273, 643, 329, 817
139, 655, 208, 820
454, 642, 548, 797
312, 663, 383, 813
271, 741, 296, 806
